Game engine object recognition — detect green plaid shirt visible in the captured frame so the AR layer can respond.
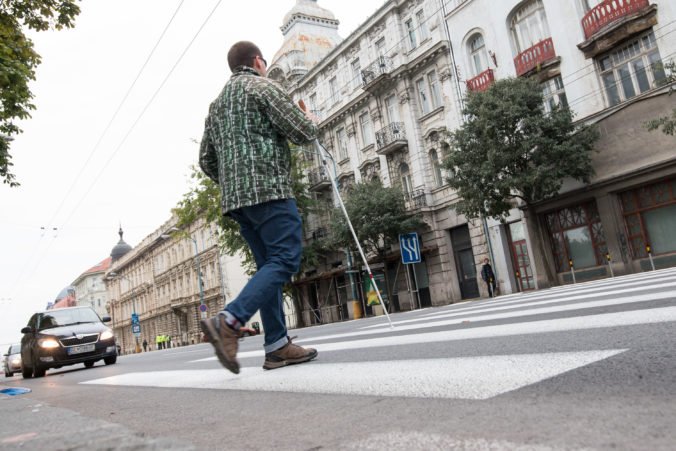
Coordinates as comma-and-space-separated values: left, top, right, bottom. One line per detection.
199, 66, 317, 213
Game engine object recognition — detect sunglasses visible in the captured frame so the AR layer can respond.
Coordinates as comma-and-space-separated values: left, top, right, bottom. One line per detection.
254, 55, 267, 67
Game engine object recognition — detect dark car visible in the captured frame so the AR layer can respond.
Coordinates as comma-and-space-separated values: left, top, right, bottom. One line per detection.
20, 306, 117, 378
3, 343, 22, 377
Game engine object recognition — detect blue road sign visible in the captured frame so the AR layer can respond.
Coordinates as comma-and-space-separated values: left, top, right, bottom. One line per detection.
399, 232, 421, 264
132, 324, 141, 336
131, 313, 139, 325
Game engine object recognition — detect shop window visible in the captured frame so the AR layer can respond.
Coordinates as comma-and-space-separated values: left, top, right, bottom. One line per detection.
545, 201, 607, 272
620, 178, 676, 258
598, 31, 666, 107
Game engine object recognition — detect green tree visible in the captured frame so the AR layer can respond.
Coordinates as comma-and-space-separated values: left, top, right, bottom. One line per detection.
0, 0, 81, 187
644, 60, 675, 136
329, 179, 425, 259
444, 77, 598, 219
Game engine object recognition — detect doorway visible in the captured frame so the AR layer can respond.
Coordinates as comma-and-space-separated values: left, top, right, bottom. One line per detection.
450, 225, 479, 299
508, 222, 535, 291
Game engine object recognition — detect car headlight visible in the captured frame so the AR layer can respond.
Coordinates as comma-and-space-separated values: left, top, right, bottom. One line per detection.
100, 329, 114, 340
11, 357, 21, 365
39, 338, 60, 349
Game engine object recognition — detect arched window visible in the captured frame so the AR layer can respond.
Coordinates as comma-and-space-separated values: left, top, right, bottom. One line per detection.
429, 150, 444, 187
399, 163, 412, 195
510, 0, 550, 53
468, 33, 489, 76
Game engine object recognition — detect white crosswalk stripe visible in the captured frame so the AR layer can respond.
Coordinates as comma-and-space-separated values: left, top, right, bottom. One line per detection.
81, 268, 676, 400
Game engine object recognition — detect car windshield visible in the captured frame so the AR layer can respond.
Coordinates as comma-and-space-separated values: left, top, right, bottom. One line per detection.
9, 344, 21, 354
38, 309, 101, 329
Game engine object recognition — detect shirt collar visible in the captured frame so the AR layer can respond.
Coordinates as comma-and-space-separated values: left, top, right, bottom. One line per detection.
232, 66, 260, 77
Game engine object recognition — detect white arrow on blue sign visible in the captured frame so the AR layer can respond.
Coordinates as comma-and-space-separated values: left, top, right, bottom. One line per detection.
399, 232, 421, 264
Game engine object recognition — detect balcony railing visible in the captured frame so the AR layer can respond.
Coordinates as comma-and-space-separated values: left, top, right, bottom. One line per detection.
466, 68, 495, 92
582, 0, 650, 39
375, 122, 407, 155
361, 56, 393, 88
308, 168, 330, 190
404, 189, 428, 210
514, 38, 556, 77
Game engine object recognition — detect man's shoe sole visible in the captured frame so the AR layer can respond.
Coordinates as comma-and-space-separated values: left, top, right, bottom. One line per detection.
200, 318, 240, 374
263, 349, 318, 370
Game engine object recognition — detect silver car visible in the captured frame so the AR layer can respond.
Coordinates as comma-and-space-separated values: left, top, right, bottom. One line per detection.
3, 343, 22, 377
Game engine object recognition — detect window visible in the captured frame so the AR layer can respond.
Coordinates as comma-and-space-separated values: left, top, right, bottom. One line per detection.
510, 0, 550, 53
399, 163, 413, 195
598, 31, 665, 107
416, 9, 429, 41
375, 37, 386, 57
336, 127, 348, 161
384, 94, 400, 123
308, 93, 319, 119
406, 19, 417, 50
430, 150, 444, 187
329, 76, 338, 105
351, 59, 361, 89
468, 33, 489, 76
359, 112, 374, 146
428, 71, 441, 109
545, 202, 607, 272
416, 78, 430, 114
620, 178, 676, 258
583, 0, 604, 10
541, 76, 568, 113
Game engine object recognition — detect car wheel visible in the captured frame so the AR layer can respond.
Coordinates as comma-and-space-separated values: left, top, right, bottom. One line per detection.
32, 356, 46, 378
104, 356, 117, 365
5, 371, 12, 377
84, 360, 96, 368
21, 364, 33, 379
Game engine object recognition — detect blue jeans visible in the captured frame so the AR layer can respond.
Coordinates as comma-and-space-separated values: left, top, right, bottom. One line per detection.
225, 199, 302, 353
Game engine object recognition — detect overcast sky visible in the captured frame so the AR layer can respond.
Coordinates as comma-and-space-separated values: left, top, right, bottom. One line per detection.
0, 0, 385, 348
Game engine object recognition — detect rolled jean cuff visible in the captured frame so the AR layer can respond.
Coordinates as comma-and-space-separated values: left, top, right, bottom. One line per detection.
264, 336, 289, 354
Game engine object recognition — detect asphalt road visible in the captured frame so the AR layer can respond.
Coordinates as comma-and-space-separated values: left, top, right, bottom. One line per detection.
1, 267, 675, 450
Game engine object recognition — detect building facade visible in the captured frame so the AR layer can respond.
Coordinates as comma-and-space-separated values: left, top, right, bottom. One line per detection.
71, 257, 111, 318
105, 218, 251, 354
267, 0, 675, 322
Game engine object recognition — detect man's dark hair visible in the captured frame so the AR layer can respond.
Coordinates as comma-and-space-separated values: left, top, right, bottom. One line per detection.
227, 41, 262, 71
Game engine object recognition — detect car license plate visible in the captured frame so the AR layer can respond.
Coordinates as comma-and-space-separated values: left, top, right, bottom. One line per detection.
67, 344, 95, 355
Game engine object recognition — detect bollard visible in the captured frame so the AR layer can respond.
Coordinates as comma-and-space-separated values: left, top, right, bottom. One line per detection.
606, 253, 614, 278
646, 244, 656, 271
569, 259, 576, 284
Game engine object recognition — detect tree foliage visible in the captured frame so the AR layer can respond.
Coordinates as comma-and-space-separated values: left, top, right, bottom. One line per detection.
0, 0, 81, 187
329, 179, 425, 259
444, 77, 599, 219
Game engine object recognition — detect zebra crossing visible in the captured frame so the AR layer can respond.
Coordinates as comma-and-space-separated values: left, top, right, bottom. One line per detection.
81, 267, 676, 400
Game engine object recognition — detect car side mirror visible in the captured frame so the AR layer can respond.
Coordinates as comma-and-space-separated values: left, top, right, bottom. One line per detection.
21, 326, 33, 334
101, 316, 111, 323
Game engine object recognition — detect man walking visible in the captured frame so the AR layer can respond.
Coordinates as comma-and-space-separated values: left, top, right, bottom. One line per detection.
199, 41, 318, 374
481, 257, 497, 298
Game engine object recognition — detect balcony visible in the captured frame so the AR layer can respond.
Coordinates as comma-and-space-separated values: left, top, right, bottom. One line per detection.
361, 56, 394, 92
514, 38, 557, 77
578, 0, 656, 58
308, 168, 331, 191
404, 189, 428, 210
466, 68, 495, 93
375, 122, 407, 156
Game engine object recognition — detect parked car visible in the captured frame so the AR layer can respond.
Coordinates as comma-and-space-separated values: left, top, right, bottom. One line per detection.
3, 343, 22, 377
20, 306, 117, 379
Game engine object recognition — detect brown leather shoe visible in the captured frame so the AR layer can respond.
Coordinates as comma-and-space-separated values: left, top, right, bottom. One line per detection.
200, 314, 240, 374
263, 336, 318, 370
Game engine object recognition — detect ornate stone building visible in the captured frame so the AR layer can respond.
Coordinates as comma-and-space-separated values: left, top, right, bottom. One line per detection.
105, 219, 251, 354
266, 0, 676, 323
71, 257, 111, 318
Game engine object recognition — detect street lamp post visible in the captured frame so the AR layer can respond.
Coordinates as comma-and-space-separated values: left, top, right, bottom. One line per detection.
106, 272, 142, 354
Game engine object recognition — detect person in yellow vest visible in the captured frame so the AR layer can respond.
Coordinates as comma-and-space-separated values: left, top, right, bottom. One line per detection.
156, 334, 162, 350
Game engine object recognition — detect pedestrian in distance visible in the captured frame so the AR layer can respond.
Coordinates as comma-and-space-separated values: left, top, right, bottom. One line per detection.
156, 334, 161, 351
142, 338, 148, 352
199, 41, 319, 374
481, 257, 497, 298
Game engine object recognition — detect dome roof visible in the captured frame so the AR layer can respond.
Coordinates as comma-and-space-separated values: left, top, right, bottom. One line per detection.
282, 0, 337, 32
110, 226, 132, 262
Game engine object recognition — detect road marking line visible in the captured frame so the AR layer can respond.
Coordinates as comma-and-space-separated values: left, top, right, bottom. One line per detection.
190, 306, 676, 362
82, 350, 627, 400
